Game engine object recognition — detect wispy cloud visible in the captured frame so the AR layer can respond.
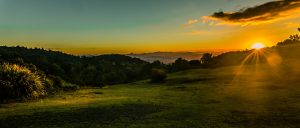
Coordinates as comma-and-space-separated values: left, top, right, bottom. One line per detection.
203, 0, 300, 26
186, 19, 199, 25
183, 19, 200, 29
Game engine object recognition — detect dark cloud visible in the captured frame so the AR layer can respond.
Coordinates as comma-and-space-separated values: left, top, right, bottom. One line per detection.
210, 0, 300, 23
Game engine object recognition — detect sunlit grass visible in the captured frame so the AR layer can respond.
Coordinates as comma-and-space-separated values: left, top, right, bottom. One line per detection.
0, 61, 300, 127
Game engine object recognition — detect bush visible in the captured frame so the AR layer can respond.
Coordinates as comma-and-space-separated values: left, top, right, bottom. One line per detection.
48, 75, 63, 88
150, 68, 167, 83
45, 75, 79, 93
0, 63, 46, 101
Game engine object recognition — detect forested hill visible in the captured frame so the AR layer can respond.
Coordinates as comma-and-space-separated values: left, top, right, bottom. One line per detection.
0, 46, 150, 86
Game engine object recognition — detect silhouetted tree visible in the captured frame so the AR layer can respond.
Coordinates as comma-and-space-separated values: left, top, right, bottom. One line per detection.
151, 60, 166, 69
189, 60, 201, 67
171, 58, 191, 72
201, 53, 213, 65
277, 34, 300, 46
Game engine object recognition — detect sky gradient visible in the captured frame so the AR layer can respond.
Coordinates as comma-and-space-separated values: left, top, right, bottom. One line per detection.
0, 0, 300, 54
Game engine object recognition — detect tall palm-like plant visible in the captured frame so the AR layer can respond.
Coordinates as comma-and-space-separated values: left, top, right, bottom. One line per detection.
0, 63, 46, 101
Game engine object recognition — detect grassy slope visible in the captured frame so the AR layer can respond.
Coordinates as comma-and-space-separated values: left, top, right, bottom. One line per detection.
0, 64, 300, 128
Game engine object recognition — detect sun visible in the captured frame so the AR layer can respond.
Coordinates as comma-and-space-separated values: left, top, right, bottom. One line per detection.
251, 43, 266, 50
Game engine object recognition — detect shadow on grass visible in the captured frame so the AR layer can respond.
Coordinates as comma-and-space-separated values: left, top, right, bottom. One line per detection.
0, 103, 165, 128
223, 109, 300, 128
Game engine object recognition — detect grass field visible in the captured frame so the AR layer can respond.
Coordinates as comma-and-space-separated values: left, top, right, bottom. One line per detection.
0, 64, 300, 128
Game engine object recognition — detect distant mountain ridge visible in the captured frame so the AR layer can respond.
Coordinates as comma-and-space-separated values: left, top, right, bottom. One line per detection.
127, 51, 226, 63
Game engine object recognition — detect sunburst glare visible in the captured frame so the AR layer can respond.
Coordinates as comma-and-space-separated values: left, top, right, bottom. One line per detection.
251, 43, 266, 50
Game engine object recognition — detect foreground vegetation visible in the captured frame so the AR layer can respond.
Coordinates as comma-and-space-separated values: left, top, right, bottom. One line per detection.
0, 63, 46, 101
0, 62, 299, 127
0, 63, 79, 102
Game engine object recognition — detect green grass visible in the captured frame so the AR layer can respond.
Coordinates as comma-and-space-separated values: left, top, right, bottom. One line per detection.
0, 64, 300, 128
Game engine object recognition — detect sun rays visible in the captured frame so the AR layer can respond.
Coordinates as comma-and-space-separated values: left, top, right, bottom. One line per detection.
232, 46, 282, 84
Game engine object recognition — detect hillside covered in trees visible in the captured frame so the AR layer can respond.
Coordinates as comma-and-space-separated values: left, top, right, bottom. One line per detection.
0, 46, 150, 86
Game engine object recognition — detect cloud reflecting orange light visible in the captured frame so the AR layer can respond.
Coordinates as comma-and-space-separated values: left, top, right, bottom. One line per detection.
201, 6, 300, 26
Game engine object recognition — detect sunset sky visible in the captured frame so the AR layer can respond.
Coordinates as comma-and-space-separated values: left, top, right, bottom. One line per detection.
0, 0, 300, 54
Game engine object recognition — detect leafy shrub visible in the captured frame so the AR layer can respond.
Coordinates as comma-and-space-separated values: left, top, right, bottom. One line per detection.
0, 63, 46, 101
44, 75, 79, 93
150, 68, 167, 83
48, 75, 63, 88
